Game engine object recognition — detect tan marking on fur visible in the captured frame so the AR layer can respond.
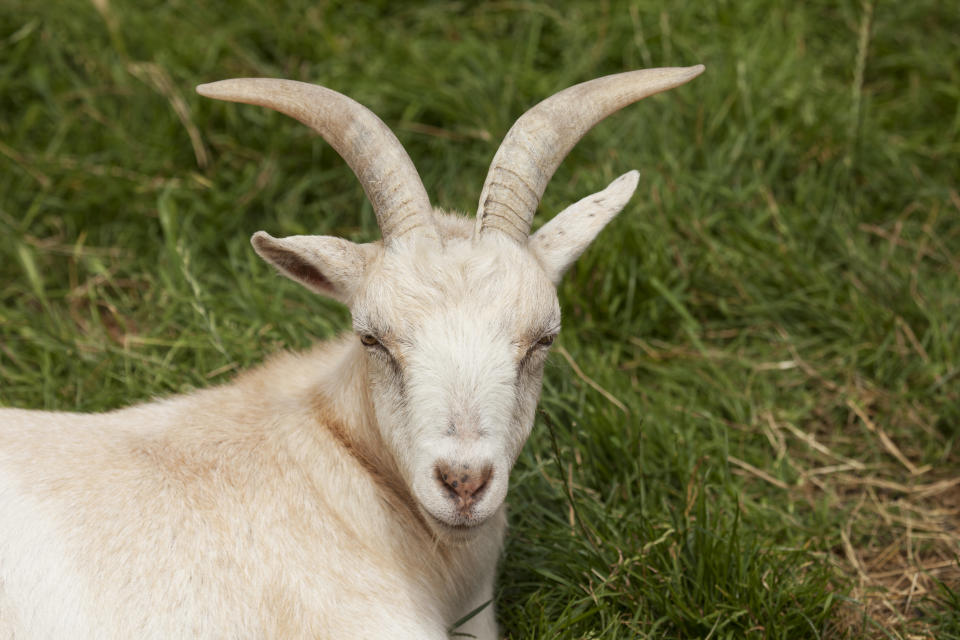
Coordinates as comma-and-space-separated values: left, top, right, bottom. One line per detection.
310, 390, 437, 544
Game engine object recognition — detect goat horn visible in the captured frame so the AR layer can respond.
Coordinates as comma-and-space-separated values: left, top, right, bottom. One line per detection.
475, 65, 705, 243
197, 79, 436, 245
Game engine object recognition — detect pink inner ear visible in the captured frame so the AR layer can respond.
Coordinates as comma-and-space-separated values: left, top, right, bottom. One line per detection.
269, 251, 333, 293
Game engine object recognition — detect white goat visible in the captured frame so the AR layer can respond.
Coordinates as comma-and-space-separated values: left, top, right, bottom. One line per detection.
0, 65, 703, 639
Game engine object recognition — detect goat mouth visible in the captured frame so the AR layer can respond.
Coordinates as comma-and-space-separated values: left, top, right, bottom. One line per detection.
422, 509, 487, 538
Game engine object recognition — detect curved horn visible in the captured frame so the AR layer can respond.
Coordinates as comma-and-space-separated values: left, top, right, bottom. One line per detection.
476, 65, 705, 242
197, 79, 436, 244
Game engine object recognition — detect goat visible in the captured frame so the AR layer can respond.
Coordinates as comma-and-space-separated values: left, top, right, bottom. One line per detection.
0, 65, 703, 639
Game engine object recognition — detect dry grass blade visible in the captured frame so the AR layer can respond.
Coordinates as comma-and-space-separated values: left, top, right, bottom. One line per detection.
127, 62, 210, 169
728, 455, 790, 490
780, 418, 866, 470
846, 400, 928, 476
556, 345, 628, 414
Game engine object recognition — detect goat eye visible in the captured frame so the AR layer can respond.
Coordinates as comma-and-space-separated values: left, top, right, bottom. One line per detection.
537, 334, 556, 347
360, 334, 380, 347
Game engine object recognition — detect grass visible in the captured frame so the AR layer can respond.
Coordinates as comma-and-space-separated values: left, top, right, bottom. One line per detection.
1, 1, 958, 637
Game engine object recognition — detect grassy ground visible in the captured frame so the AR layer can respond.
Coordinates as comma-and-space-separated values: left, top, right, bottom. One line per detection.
1, 1, 958, 637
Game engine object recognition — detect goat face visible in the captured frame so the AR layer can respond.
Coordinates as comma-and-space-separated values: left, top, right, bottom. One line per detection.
352, 231, 559, 538
198, 65, 704, 540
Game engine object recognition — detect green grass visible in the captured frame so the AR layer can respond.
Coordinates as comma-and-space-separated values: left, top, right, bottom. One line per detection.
1, 1, 957, 638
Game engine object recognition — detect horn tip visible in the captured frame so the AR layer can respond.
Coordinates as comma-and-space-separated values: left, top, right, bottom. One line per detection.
196, 79, 265, 101
196, 80, 236, 100
676, 64, 706, 83
195, 82, 217, 98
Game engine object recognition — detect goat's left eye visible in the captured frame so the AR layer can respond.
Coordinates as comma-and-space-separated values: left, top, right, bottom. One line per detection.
537, 334, 556, 347
360, 334, 380, 347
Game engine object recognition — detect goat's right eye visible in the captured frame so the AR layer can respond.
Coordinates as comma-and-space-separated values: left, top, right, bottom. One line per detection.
360, 334, 380, 347
537, 334, 556, 347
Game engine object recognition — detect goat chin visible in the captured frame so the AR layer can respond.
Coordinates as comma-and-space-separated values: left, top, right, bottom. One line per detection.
420, 500, 505, 543
423, 509, 499, 546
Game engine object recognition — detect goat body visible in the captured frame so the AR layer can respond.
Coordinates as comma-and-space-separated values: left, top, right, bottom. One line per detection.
0, 66, 703, 639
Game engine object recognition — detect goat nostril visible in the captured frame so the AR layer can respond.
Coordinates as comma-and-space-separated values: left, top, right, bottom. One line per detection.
434, 462, 494, 510
473, 474, 490, 498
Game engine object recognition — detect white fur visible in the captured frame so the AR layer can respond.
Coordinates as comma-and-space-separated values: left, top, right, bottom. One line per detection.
1, 186, 636, 637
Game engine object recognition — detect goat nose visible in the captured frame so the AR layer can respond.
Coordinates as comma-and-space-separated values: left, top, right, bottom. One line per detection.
434, 462, 493, 513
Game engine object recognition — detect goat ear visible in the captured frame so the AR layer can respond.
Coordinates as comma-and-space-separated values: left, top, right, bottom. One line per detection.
251, 231, 372, 304
529, 171, 639, 284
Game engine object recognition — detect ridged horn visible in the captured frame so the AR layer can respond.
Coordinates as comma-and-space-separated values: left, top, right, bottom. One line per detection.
475, 65, 705, 242
196, 78, 436, 244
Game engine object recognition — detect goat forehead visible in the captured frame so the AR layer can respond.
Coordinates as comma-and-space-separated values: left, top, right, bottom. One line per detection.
359, 237, 558, 332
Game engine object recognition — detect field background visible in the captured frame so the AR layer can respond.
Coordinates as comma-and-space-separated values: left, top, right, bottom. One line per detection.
1, 1, 957, 637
